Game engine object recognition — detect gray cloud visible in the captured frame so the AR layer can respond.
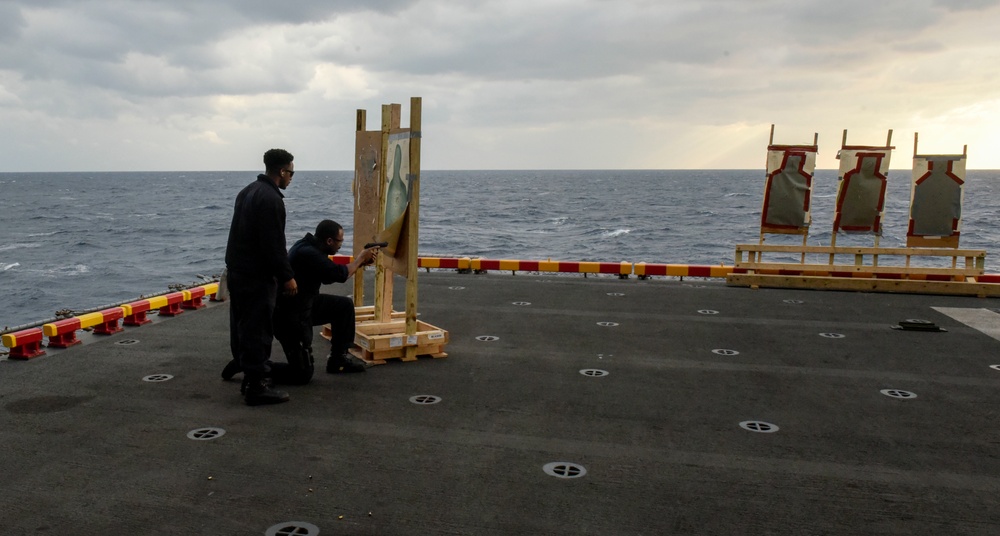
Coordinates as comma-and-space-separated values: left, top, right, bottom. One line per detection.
0, 0, 999, 170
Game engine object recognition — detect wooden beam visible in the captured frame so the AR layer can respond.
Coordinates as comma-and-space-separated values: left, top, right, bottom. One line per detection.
375, 104, 393, 323
354, 108, 367, 308
727, 273, 1000, 297
405, 97, 422, 357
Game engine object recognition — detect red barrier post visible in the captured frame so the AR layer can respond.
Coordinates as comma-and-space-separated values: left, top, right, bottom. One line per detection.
158, 291, 185, 317
2, 328, 46, 360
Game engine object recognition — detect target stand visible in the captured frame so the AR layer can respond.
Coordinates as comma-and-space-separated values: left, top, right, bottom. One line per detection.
348, 97, 449, 364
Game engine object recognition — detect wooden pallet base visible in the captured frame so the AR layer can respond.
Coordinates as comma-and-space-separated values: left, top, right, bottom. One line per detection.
353, 316, 449, 365
727, 273, 1000, 297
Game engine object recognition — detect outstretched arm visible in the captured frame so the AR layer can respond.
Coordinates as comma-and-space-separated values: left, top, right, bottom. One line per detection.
346, 246, 379, 278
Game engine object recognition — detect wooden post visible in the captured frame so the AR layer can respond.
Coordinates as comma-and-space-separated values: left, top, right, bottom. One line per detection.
404, 97, 422, 359
374, 105, 393, 323
354, 109, 367, 308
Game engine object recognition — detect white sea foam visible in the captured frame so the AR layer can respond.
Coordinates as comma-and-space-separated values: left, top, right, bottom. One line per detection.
603, 229, 631, 238
1, 262, 20, 271
45, 264, 90, 276
0, 242, 41, 252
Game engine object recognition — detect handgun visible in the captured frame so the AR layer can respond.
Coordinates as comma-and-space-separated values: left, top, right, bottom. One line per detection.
364, 241, 388, 249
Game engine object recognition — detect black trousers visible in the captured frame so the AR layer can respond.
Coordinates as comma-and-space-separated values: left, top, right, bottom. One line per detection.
272, 293, 355, 384
227, 271, 276, 377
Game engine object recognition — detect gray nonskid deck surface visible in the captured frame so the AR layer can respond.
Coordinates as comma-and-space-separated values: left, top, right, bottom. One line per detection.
2, 272, 1000, 535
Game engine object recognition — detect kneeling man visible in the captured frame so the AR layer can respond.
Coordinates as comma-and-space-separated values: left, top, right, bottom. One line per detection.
222, 220, 379, 384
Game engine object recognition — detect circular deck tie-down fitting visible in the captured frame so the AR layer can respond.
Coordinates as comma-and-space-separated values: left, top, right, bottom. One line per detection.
596, 322, 618, 327
698, 309, 719, 315
607, 292, 625, 297
142, 374, 173, 382
409, 395, 442, 405
579, 369, 609, 377
712, 349, 740, 356
475, 335, 499, 342
187, 427, 226, 441
880, 389, 917, 399
783, 299, 804, 304
115, 339, 140, 346
448, 286, 465, 290
511, 301, 531, 306
740, 421, 779, 433
265, 521, 320, 536
819, 332, 845, 339
543, 462, 587, 479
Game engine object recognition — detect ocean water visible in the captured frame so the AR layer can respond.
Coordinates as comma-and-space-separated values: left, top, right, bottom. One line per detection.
1, 169, 998, 330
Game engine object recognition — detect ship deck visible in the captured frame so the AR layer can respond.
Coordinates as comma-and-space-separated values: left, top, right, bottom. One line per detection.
2, 271, 1000, 535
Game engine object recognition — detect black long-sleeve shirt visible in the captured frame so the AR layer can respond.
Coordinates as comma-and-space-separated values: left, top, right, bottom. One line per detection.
288, 232, 349, 298
225, 175, 294, 282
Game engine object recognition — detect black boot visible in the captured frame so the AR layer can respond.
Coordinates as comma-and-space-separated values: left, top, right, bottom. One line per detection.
221, 359, 243, 380
326, 351, 367, 374
243, 375, 290, 406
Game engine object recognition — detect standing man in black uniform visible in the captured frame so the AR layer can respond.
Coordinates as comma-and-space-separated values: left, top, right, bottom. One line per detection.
222, 220, 379, 384
224, 148, 298, 406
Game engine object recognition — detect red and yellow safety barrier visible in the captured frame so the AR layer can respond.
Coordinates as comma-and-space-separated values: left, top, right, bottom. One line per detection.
122, 291, 185, 325
2, 328, 46, 360
419, 257, 472, 271
470, 258, 633, 276
123, 295, 166, 326
635, 263, 733, 279
1, 283, 221, 357
182, 282, 219, 310
324, 254, 1000, 286
332, 255, 476, 272
43, 307, 125, 348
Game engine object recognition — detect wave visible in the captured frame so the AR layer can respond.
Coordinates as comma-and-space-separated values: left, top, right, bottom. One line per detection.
602, 229, 631, 238
54, 264, 90, 276
0, 242, 41, 252
179, 204, 225, 212
1, 262, 20, 271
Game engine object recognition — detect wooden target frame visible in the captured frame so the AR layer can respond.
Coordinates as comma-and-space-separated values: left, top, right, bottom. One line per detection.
758, 125, 818, 262
831, 129, 894, 248
906, 133, 968, 249
351, 97, 448, 364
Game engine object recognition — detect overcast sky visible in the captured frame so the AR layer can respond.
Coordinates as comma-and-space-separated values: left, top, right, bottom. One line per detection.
1, 0, 999, 171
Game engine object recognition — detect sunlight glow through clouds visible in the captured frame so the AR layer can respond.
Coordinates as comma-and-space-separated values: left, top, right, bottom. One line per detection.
309, 64, 377, 100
